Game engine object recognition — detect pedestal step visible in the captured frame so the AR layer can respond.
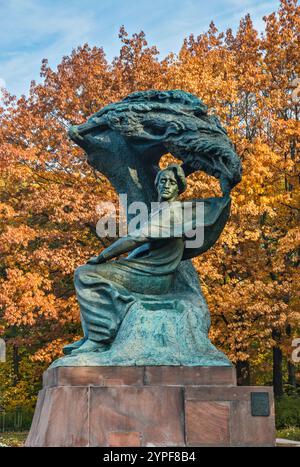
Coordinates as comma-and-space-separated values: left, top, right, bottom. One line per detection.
43, 365, 237, 388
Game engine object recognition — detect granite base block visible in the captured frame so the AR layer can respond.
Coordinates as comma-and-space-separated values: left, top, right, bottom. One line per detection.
26, 366, 275, 447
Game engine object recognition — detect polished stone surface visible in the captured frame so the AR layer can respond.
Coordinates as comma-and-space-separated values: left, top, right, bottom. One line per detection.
26, 366, 275, 447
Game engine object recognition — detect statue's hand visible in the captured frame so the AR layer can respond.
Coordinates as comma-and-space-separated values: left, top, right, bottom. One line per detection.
87, 253, 106, 265
68, 125, 84, 142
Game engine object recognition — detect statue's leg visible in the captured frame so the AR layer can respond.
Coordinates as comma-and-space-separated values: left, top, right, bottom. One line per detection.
70, 263, 135, 354
62, 294, 89, 355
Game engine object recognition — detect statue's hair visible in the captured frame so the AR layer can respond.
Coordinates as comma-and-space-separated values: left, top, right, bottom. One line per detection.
84, 90, 242, 193
155, 164, 187, 195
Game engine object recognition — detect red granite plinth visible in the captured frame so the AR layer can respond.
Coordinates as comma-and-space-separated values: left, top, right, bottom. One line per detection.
25, 366, 275, 447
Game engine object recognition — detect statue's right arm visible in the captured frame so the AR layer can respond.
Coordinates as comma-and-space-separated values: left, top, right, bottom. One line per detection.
87, 234, 148, 264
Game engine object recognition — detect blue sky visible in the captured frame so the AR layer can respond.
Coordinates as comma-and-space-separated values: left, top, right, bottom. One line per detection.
0, 0, 280, 96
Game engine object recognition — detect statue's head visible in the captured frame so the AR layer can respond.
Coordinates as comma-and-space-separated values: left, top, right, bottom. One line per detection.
155, 164, 187, 201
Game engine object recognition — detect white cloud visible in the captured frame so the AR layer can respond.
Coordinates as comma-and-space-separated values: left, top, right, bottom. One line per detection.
0, 78, 6, 89
0, 0, 98, 96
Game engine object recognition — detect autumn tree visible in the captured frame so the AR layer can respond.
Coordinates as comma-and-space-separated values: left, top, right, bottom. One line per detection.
0, 31, 165, 407
165, 0, 299, 392
0, 2, 299, 408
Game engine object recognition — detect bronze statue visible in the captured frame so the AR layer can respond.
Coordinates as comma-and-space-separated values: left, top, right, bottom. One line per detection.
50, 90, 241, 368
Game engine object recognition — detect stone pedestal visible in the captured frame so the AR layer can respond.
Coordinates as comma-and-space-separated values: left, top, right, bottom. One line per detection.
26, 366, 275, 447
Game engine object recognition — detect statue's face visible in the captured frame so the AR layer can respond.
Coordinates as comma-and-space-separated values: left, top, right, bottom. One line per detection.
157, 170, 179, 201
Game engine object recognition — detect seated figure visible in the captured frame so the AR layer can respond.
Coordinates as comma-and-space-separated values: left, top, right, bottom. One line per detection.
49, 90, 241, 368
63, 163, 230, 358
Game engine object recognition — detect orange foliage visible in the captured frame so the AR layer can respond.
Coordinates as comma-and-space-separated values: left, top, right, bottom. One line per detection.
0, 1, 299, 373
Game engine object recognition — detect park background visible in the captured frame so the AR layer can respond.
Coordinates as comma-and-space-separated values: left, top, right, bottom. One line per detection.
0, 0, 299, 445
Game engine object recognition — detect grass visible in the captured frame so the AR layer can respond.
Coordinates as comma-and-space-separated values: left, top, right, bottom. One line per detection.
0, 432, 28, 447
0, 429, 299, 447
277, 427, 300, 442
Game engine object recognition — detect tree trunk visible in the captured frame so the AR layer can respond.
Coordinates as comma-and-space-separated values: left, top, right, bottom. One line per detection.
12, 345, 20, 386
286, 325, 296, 387
287, 360, 296, 387
236, 360, 250, 386
273, 346, 283, 398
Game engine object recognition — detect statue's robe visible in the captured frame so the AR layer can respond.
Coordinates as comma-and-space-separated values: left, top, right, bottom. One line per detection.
74, 195, 230, 344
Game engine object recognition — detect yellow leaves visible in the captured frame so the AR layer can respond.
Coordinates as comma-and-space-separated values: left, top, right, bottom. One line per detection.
277, 227, 300, 254
31, 339, 66, 363
0, 2, 298, 371
0, 268, 59, 326
243, 229, 261, 241
0, 225, 38, 253
0, 202, 16, 218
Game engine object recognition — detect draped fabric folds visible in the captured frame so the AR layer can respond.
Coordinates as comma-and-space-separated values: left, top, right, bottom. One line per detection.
74, 196, 231, 344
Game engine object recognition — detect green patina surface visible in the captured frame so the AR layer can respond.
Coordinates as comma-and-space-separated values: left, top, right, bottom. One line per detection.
50, 90, 241, 368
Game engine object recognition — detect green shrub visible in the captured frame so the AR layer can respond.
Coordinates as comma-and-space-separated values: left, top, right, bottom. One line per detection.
275, 395, 300, 429
0, 408, 34, 432
277, 427, 300, 442
283, 384, 300, 397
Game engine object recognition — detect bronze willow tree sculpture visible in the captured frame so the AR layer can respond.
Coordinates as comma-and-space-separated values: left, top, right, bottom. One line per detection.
50, 90, 242, 368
